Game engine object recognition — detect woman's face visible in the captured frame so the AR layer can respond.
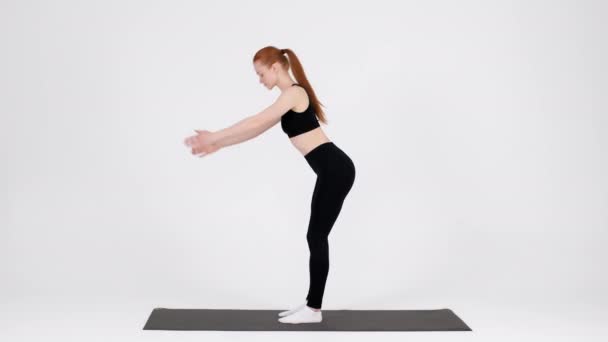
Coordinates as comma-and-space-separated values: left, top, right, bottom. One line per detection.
253, 61, 276, 89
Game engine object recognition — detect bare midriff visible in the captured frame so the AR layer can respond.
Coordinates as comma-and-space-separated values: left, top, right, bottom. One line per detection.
290, 126, 331, 157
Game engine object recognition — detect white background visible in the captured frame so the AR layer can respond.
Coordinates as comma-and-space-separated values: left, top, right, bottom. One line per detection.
1, 0, 607, 340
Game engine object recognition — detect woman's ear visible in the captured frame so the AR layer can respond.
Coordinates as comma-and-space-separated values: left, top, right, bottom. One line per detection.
271, 61, 280, 73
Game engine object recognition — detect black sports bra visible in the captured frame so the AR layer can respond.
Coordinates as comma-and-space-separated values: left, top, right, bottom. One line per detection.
281, 84, 320, 138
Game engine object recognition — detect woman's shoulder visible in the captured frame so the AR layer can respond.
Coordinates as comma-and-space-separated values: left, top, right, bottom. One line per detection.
289, 84, 310, 113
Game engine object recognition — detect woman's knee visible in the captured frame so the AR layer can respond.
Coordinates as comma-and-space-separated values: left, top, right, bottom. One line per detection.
306, 231, 328, 246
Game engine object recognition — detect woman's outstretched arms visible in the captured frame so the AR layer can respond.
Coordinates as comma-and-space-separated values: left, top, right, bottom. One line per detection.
211, 87, 297, 148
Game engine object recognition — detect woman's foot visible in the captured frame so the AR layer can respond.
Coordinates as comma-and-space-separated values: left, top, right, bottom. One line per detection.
277, 302, 307, 317
278, 305, 322, 324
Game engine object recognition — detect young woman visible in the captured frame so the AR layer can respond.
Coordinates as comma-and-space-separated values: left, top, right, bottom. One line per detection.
184, 46, 356, 324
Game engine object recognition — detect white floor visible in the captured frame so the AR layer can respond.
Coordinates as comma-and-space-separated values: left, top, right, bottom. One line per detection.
1, 296, 605, 342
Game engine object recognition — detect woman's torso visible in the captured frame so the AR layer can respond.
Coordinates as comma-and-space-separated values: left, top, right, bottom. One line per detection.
285, 84, 331, 156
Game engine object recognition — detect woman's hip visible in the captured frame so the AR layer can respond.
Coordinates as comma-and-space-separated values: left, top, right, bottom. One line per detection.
305, 142, 355, 181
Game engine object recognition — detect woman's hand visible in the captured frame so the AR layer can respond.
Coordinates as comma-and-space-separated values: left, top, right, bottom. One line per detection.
184, 129, 222, 158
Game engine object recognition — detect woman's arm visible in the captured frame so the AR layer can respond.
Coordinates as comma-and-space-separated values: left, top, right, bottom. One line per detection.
211, 115, 265, 148
211, 88, 297, 148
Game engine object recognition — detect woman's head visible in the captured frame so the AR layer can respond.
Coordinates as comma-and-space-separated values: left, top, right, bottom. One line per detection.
253, 60, 286, 90
252, 46, 328, 124
253, 48, 290, 89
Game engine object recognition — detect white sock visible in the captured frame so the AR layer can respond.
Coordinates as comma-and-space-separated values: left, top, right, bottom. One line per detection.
277, 302, 307, 317
278, 305, 322, 324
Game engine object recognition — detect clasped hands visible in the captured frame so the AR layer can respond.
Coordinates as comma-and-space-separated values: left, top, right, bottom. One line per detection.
184, 130, 222, 158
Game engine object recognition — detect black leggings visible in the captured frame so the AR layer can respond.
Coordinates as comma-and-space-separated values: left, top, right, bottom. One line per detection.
303, 141, 356, 309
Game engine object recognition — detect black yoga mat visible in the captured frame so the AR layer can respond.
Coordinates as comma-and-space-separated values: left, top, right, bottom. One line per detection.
143, 308, 472, 331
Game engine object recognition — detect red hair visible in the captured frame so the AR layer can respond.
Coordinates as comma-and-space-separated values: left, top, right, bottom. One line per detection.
253, 46, 328, 124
